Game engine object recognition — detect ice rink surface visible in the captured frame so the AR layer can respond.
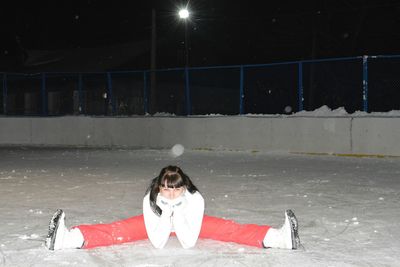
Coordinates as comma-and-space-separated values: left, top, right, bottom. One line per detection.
0, 147, 399, 267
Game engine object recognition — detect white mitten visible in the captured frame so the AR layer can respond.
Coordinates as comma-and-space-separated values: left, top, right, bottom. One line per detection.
156, 195, 173, 217
170, 195, 188, 214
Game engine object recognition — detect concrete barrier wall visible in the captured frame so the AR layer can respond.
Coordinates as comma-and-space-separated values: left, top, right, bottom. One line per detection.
0, 116, 399, 156
351, 117, 400, 156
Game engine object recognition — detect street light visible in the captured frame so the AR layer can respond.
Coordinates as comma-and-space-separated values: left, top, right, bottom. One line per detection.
178, 9, 189, 19
178, 8, 190, 67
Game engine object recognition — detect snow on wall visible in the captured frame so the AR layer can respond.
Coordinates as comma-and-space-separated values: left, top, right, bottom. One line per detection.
0, 107, 400, 156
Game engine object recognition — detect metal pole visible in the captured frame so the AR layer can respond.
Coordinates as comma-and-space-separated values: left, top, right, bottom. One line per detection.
184, 21, 189, 68
2, 74, 7, 114
239, 66, 244, 114
298, 62, 304, 111
150, 8, 157, 114
362, 55, 368, 112
106, 72, 115, 115
41, 73, 47, 116
183, 19, 190, 115
184, 68, 191, 115
78, 73, 83, 114
143, 71, 149, 114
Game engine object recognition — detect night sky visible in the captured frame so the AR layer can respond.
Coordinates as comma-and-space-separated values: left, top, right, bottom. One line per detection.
1, 0, 400, 71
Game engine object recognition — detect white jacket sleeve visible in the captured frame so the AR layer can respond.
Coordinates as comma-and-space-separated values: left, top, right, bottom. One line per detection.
143, 193, 173, 249
172, 191, 205, 249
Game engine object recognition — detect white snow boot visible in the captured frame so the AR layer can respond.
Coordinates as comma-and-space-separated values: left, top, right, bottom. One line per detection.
263, 209, 300, 249
45, 209, 84, 250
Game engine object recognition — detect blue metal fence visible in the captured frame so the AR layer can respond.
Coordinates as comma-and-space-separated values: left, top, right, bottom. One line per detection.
1, 55, 400, 116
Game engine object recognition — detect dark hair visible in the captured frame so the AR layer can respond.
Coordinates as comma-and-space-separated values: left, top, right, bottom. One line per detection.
145, 165, 199, 216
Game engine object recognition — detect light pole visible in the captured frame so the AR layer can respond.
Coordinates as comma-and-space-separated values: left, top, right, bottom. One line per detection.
178, 8, 190, 67
178, 7, 191, 115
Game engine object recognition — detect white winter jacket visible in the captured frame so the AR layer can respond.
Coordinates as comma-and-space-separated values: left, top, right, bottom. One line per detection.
143, 190, 205, 249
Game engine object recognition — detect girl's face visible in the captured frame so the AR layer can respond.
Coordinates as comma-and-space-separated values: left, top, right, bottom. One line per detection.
159, 182, 185, 200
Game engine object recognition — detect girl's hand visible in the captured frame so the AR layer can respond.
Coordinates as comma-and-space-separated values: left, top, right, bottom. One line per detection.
170, 195, 188, 213
156, 196, 173, 217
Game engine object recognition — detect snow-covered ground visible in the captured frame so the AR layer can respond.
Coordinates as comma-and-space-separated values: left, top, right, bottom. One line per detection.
1, 147, 400, 267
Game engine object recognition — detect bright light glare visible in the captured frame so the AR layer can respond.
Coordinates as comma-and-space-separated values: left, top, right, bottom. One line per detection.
179, 9, 189, 19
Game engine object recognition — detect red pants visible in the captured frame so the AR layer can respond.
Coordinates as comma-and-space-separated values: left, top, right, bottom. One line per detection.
76, 215, 270, 249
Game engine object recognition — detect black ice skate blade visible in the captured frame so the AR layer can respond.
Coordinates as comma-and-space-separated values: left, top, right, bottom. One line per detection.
46, 209, 64, 250
285, 209, 301, 250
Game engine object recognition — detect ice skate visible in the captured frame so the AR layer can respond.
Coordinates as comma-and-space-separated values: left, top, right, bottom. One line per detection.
45, 209, 66, 250
45, 209, 85, 250
263, 209, 301, 249
285, 209, 300, 249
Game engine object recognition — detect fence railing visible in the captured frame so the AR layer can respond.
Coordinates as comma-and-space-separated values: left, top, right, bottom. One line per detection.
1, 55, 400, 116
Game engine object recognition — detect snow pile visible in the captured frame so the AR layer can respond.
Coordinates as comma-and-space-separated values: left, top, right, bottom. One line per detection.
152, 112, 177, 117
146, 105, 400, 117
352, 109, 400, 117
292, 105, 349, 117
245, 105, 400, 117
291, 105, 400, 117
